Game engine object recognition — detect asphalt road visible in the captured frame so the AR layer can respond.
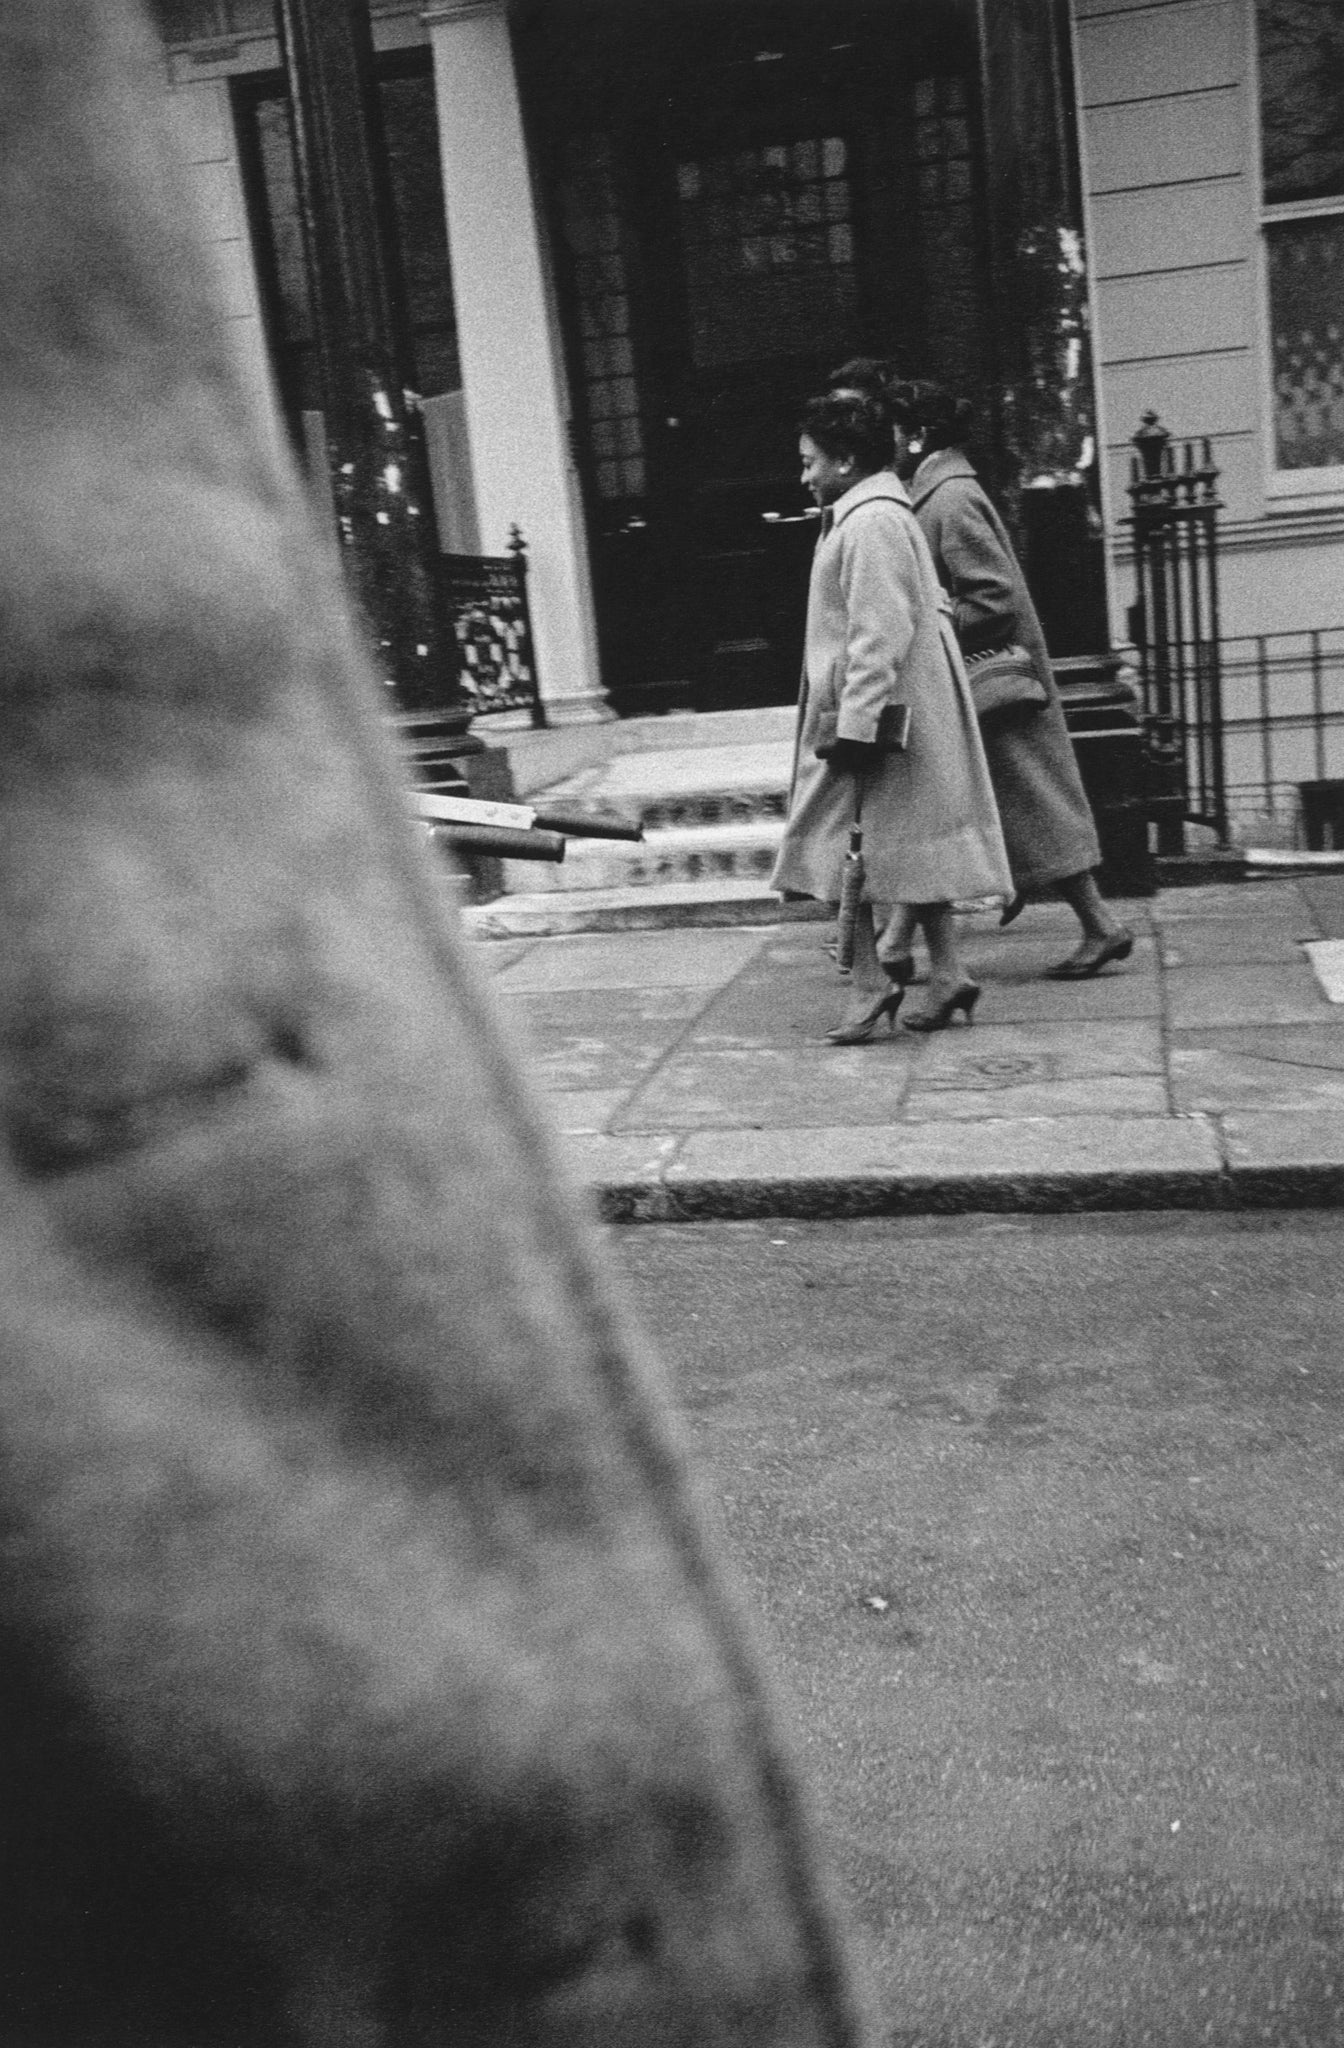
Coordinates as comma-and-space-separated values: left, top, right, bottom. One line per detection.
613, 1210, 1344, 2048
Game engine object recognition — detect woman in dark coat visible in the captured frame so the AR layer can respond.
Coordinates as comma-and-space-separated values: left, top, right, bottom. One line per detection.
771, 392, 1010, 1038
831, 367, 1133, 980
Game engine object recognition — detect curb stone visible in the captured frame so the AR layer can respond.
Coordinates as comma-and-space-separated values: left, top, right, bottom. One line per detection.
557, 1112, 1344, 1224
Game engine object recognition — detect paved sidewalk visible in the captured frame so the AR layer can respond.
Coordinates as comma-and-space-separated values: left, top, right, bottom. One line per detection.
470, 874, 1344, 1221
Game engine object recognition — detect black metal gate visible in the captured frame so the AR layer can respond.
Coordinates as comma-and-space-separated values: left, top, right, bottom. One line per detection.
1126, 412, 1227, 850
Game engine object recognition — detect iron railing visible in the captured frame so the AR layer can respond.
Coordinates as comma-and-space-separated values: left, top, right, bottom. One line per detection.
1216, 627, 1344, 846
1126, 411, 1226, 848
439, 526, 547, 728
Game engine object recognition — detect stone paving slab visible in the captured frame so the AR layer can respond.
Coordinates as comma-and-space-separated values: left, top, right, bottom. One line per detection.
1170, 1030, 1344, 1114
952, 946, 1162, 1024
901, 1073, 1171, 1122
544, 1089, 634, 1136
489, 926, 768, 992
467, 878, 1344, 1220
1150, 879, 1305, 919
1157, 921, 1313, 968
1163, 961, 1337, 1029
503, 984, 706, 1091
1297, 875, 1344, 936
911, 1019, 1164, 1085
613, 1040, 920, 1132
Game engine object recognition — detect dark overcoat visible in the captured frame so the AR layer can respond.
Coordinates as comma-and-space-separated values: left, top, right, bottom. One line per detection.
909, 449, 1102, 890
770, 471, 1010, 906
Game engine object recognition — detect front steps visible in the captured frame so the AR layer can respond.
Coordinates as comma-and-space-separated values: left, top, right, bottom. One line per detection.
459, 707, 808, 937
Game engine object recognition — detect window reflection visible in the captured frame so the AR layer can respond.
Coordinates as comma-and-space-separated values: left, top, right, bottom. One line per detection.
1257, 0, 1344, 206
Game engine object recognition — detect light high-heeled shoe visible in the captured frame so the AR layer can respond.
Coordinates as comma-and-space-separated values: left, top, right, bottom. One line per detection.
901, 978, 980, 1031
825, 987, 905, 1044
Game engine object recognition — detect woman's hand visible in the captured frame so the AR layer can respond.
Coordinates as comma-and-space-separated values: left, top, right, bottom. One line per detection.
817, 735, 882, 775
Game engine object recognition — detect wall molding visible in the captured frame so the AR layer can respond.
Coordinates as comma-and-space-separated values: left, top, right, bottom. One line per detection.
1111, 502, 1344, 563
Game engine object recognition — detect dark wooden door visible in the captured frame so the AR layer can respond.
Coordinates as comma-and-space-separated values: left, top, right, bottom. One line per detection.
522, 0, 990, 712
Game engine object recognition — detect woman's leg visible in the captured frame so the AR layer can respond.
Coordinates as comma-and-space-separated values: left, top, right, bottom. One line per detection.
876, 902, 918, 979
826, 903, 905, 1041
849, 900, 882, 992
902, 904, 981, 1030
1049, 870, 1135, 978
1057, 868, 1127, 943
917, 904, 966, 983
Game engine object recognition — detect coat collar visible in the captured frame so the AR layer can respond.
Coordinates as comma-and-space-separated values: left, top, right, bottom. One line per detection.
909, 447, 976, 507
828, 467, 911, 529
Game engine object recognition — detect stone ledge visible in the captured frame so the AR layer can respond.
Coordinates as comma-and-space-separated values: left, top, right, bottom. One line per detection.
463, 880, 829, 938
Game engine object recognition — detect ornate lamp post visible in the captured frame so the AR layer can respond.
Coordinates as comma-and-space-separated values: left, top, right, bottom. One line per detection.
273, 0, 475, 762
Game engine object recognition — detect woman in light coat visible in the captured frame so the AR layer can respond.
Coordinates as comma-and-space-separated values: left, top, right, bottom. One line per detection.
771, 392, 1011, 1039
874, 375, 1134, 979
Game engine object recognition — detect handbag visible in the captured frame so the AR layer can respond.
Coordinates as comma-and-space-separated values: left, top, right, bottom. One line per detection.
814, 700, 911, 760
962, 643, 1047, 724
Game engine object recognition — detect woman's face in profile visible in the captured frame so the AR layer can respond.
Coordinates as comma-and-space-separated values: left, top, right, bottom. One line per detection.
799, 434, 854, 508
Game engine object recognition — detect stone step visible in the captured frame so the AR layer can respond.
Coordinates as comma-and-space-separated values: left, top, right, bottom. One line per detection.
535, 739, 792, 811
499, 817, 785, 895
461, 877, 828, 939
640, 786, 790, 833
466, 715, 798, 927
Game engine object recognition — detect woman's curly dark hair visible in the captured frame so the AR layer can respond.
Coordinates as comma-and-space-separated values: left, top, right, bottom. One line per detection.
884, 378, 975, 452
826, 357, 897, 411
797, 390, 893, 475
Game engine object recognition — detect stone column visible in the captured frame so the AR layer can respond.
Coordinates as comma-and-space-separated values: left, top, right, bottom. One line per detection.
423, 0, 609, 725
275, 0, 474, 747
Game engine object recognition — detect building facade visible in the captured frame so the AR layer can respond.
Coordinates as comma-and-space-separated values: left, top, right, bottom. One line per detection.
152, 0, 1344, 743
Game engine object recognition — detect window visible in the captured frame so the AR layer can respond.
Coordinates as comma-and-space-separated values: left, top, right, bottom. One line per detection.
233, 56, 460, 442
673, 137, 858, 369
556, 135, 647, 502
1257, 0, 1344, 478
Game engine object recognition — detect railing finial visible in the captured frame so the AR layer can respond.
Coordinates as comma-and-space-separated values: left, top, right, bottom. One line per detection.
1132, 409, 1171, 480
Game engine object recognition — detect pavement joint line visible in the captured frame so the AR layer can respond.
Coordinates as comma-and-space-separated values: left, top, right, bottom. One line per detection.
605, 929, 776, 1127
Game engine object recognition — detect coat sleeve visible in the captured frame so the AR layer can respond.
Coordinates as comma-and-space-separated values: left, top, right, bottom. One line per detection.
833, 502, 919, 744
927, 483, 1019, 655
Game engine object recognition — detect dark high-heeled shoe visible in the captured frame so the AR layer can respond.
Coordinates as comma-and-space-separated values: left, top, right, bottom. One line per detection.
999, 893, 1027, 928
901, 978, 980, 1031
879, 952, 915, 988
825, 987, 905, 1044
1046, 928, 1134, 980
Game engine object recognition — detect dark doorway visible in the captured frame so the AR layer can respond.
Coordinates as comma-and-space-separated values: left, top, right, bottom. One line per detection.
517, 0, 991, 713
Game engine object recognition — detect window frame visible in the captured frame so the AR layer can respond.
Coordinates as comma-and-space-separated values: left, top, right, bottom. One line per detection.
229, 44, 460, 453
1251, 0, 1344, 505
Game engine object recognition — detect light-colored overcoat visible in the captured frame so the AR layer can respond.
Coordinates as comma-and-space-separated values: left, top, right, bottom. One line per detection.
910, 448, 1101, 889
771, 470, 1010, 906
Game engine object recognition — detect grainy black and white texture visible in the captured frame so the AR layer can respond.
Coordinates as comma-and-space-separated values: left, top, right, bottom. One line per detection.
0, 6, 871, 2042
